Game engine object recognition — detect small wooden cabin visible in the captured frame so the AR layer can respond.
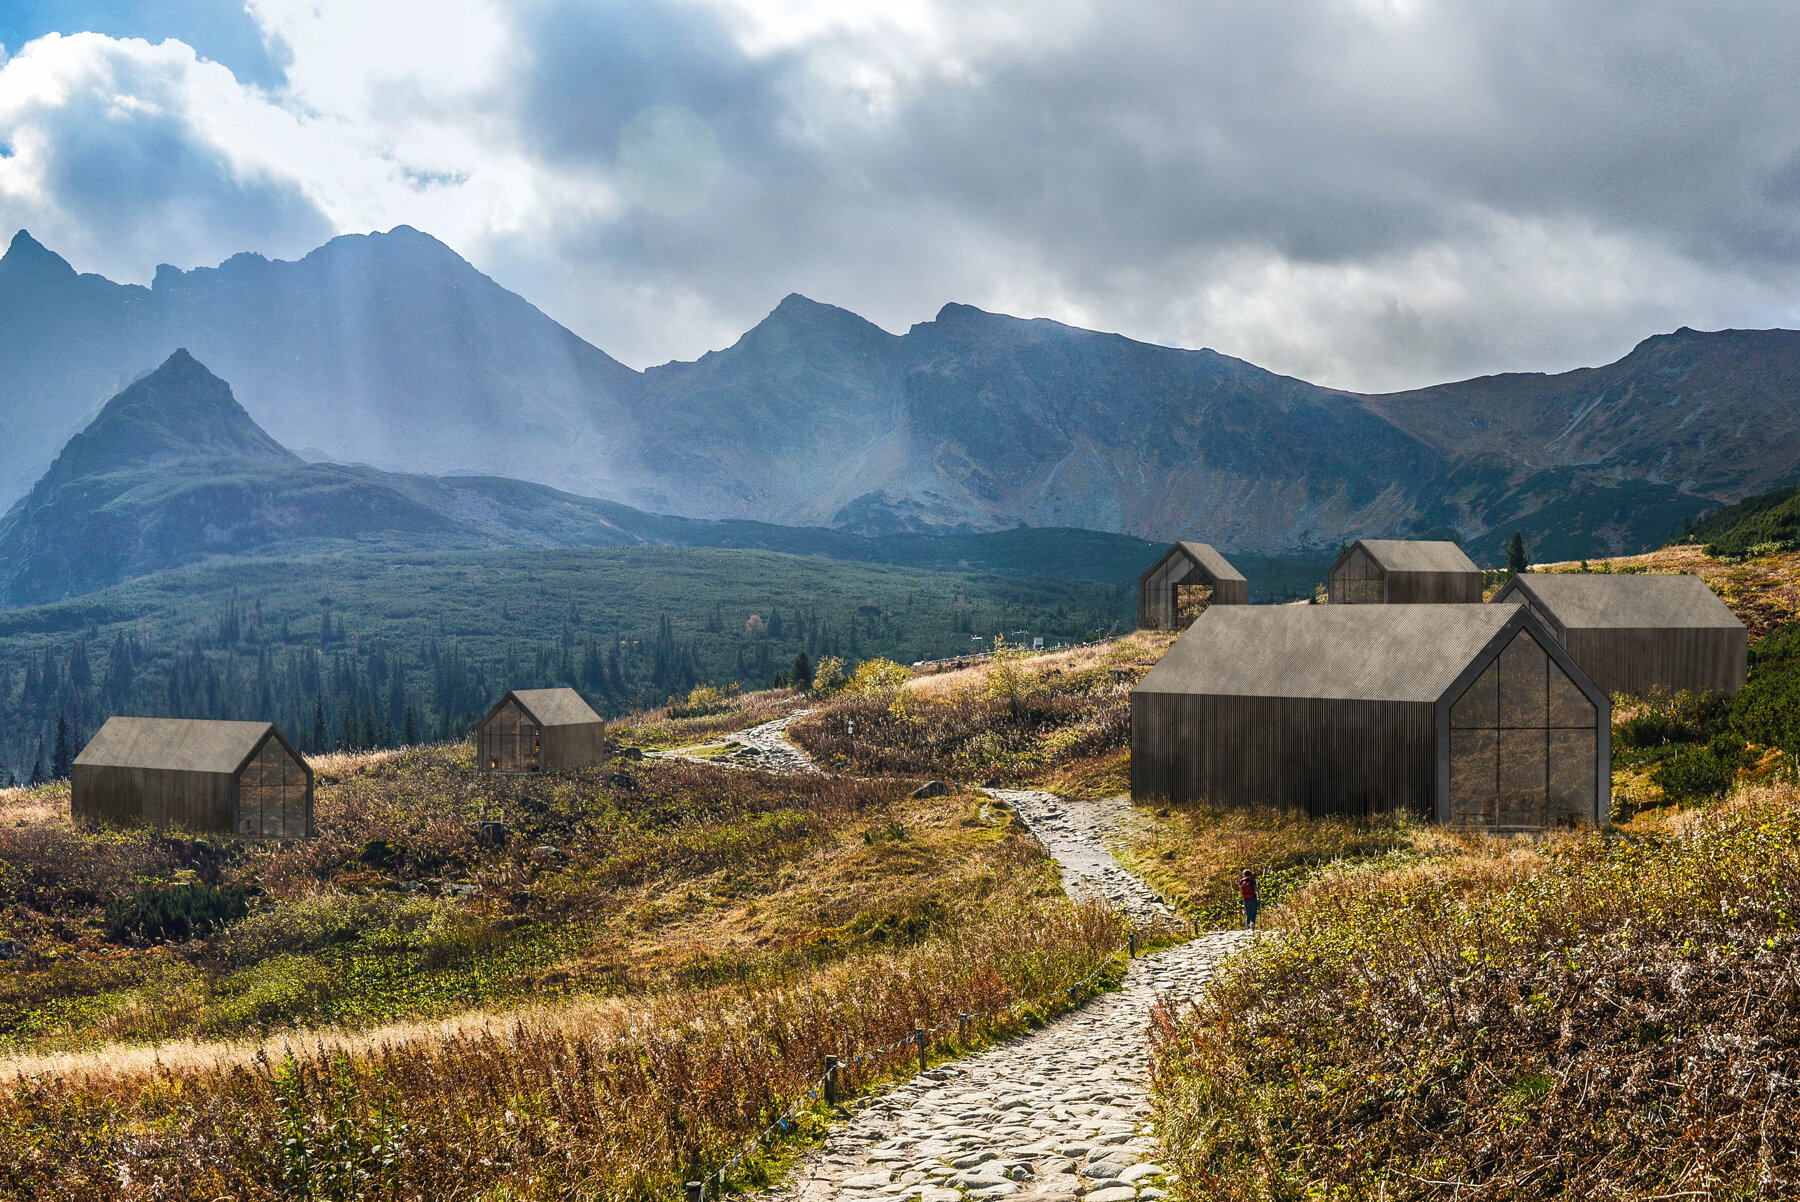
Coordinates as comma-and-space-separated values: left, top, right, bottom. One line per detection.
1493, 573, 1747, 697
1329, 539, 1483, 604
72, 717, 313, 838
478, 688, 607, 773
1137, 542, 1250, 630
1131, 603, 1610, 831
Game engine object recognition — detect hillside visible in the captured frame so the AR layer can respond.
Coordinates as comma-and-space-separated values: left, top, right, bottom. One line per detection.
2, 228, 1793, 559
1683, 479, 1800, 559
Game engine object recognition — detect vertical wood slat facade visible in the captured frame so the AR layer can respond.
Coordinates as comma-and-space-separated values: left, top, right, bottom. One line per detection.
478, 688, 608, 773
1495, 573, 1748, 697
72, 717, 313, 838
1328, 539, 1484, 605
1132, 604, 1610, 830
1137, 542, 1250, 630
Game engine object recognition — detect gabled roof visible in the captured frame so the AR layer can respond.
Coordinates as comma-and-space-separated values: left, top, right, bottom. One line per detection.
1135, 603, 1524, 702
74, 717, 290, 774
495, 688, 604, 728
1138, 541, 1247, 587
1497, 573, 1743, 631
1341, 539, 1481, 576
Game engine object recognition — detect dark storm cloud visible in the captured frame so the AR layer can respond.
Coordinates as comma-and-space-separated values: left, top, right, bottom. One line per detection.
485, 0, 1800, 386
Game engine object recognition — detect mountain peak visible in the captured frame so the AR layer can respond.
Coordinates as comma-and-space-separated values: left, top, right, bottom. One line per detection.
0, 229, 77, 282
40, 351, 298, 486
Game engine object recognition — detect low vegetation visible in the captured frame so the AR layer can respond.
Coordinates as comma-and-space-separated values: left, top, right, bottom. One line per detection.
789, 633, 1172, 785
1150, 787, 1800, 1199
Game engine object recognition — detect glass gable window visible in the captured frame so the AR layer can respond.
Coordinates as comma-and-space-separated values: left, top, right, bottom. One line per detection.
1449, 630, 1597, 830
480, 700, 541, 773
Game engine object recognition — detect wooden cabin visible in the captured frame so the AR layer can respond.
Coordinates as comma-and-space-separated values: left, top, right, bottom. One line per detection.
72, 717, 313, 838
1493, 572, 1747, 697
478, 688, 607, 773
1329, 539, 1483, 604
1131, 603, 1610, 831
1137, 542, 1250, 630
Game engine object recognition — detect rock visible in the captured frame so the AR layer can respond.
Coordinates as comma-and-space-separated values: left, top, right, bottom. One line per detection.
911, 780, 949, 798
951, 1151, 997, 1168
476, 821, 510, 846
1086, 1188, 1137, 1202
618, 745, 644, 761
1080, 1161, 1123, 1179
842, 1170, 893, 1189
1120, 1162, 1167, 1183
737, 746, 762, 756
920, 1192, 962, 1202
530, 845, 562, 860
0, 940, 25, 960
606, 771, 637, 788
967, 1186, 1019, 1199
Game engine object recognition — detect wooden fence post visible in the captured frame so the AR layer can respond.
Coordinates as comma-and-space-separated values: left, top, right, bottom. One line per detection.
824, 1056, 839, 1105
686, 1182, 703, 1202
915, 1028, 927, 1072
958, 1013, 970, 1043
1128, 932, 1136, 959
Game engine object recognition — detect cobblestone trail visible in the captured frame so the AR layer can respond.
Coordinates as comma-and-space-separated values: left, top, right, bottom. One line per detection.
729, 712, 821, 773
758, 933, 1248, 1201
987, 789, 1176, 926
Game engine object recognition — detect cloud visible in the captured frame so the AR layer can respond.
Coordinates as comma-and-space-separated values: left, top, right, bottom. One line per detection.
5, 0, 1800, 390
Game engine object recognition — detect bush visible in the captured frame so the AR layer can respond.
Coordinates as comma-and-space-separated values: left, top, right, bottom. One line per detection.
667, 683, 740, 719
104, 882, 251, 943
1650, 735, 1753, 803
809, 655, 848, 696
848, 658, 912, 696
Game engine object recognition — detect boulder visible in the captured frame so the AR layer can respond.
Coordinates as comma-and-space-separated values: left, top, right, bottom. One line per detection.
912, 780, 949, 798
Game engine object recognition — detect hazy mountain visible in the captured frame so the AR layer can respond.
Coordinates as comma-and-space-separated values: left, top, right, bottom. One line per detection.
1, 226, 1794, 562
0, 352, 1217, 607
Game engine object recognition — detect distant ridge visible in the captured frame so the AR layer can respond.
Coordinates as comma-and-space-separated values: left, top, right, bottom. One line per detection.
1, 227, 1795, 561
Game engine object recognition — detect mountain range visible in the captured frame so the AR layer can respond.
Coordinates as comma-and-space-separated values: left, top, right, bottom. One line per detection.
5, 350, 1263, 608
3, 227, 1797, 562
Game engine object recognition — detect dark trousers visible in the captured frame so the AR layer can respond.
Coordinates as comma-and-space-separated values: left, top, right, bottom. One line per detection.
1243, 897, 1259, 928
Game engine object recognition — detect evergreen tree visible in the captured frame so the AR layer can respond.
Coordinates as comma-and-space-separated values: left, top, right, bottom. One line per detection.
29, 738, 47, 786
51, 713, 73, 779
1506, 532, 1528, 575
403, 706, 419, 745
311, 693, 327, 751
792, 651, 812, 691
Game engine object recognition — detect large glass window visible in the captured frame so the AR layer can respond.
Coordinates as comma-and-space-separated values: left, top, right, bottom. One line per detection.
1449, 630, 1597, 830
480, 700, 541, 772
237, 738, 309, 839
1331, 547, 1383, 604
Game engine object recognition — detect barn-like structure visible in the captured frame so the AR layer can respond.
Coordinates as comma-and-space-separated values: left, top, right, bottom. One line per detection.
72, 717, 313, 838
478, 688, 607, 773
1131, 603, 1610, 831
1329, 539, 1484, 604
1493, 573, 1747, 698
1137, 542, 1249, 630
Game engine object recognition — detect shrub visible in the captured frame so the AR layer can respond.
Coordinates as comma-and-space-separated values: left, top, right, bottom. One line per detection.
667, 683, 739, 719
104, 882, 251, 943
809, 655, 848, 696
848, 658, 912, 696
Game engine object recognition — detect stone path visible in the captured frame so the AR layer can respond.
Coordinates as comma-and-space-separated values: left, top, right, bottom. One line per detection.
987, 789, 1176, 926
652, 712, 820, 773
758, 933, 1247, 1201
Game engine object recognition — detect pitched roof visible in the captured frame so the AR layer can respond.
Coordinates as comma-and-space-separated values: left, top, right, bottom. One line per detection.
1498, 573, 1743, 631
1349, 539, 1481, 576
506, 688, 604, 727
74, 717, 283, 774
1138, 541, 1248, 586
1135, 602, 1523, 702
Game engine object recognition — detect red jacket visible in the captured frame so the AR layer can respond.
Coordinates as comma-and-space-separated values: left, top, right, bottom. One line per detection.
1240, 878, 1257, 900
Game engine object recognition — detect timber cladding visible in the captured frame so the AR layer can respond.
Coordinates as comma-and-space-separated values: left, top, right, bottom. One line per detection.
1136, 541, 1249, 630
1328, 538, 1484, 604
478, 688, 607, 773
1494, 573, 1748, 697
71, 717, 313, 838
1132, 603, 1610, 830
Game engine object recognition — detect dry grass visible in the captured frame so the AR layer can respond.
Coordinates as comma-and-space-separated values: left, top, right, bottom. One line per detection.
610, 687, 805, 750
1150, 783, 1800, 1200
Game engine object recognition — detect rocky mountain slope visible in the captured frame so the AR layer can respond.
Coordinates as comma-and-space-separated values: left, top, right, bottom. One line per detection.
2, 227, 1794, 561
0, 351, 1196, 607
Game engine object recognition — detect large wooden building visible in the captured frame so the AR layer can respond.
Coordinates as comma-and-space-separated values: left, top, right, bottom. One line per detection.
1131, 603, 1610, 831
1493, 573, 1747, 697
478, 688, 607, 773
72, 717, 313, 838
1329, 539, 1484, 605
1137, 542, 1249, 630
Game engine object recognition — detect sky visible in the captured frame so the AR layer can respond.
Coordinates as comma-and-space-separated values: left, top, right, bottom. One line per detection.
2, 1, 1800, 391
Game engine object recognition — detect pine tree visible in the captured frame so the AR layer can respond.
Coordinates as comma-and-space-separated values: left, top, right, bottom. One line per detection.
311, 693, 327, 751
51, 713, 73, 779
29, 738, 47, 786
792, 651, 812, 691
1506, 532, 1528, 575
403, 705, 419, 745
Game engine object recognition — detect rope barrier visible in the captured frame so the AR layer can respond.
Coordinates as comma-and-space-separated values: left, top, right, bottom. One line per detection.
687, 936, 1134, 1199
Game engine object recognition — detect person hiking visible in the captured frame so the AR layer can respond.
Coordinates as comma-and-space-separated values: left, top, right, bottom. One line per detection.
1239, 870, 1259, 930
